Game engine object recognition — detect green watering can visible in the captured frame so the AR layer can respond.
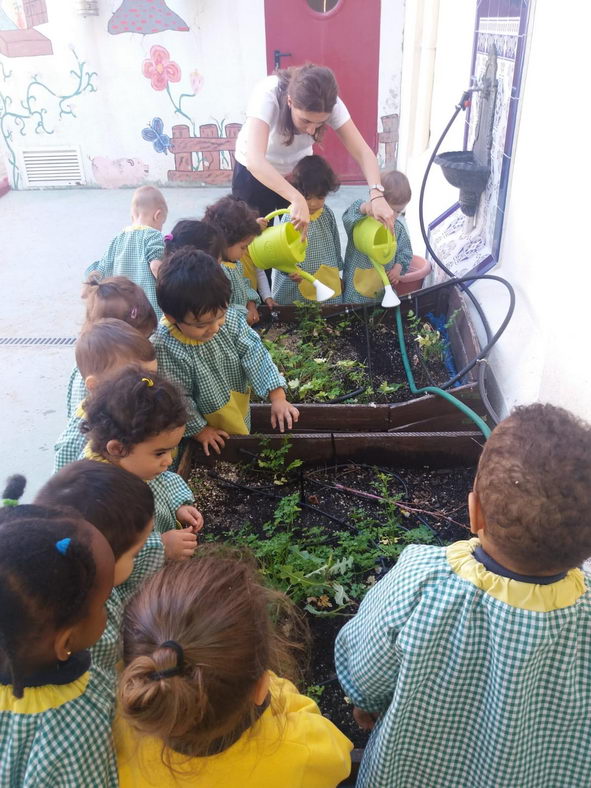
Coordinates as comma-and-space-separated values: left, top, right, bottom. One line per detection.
248, 209, 336, 303
353, 216, 401, 308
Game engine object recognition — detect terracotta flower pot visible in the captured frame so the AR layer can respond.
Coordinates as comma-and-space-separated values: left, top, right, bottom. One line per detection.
395, 255, 431, 296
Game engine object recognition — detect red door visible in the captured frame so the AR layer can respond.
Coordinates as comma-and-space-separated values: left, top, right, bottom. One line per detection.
264, 0, 381, 184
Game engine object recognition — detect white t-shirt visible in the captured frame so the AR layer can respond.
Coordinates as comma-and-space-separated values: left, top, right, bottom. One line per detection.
235, 75, 350, 175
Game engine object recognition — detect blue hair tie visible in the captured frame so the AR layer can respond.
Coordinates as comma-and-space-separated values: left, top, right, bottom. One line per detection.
55, 538, 71, 555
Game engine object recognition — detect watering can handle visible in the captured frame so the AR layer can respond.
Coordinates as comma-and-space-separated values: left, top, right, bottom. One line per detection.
264, 208, 290, 222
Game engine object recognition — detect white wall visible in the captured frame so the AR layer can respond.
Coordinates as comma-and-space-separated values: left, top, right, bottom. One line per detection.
399, 0, 591, 422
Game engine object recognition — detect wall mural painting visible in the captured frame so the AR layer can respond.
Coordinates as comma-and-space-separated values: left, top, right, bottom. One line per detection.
108, 0, 189, 35
0, 50, 97, 187
91, 156, 149, 188
0, 0, 52, 57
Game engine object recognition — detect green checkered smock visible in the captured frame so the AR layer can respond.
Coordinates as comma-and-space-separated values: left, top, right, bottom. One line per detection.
66, 366, 86, 419
153, 307, 285, 436
90, 533, 164, 681
85, 226, 164, 320
222, 261, 261, 317
342, 199, 412, 304
0, 658, 118, 787
335, 539, 591, 788
272, 206, 343, 306
54, 410, 86, 473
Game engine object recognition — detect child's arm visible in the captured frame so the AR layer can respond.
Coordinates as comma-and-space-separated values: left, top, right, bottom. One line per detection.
393, 216, 413, 275
334, 545, 430, 714
328, 208, 344, 272
341, 198, 370, 236
145, 232, 165, 279
235, 317, 299, 431
53, 417, 86, 473
154, 341, 209, 439
156, 470, 202, 560
255, 267, 275, 305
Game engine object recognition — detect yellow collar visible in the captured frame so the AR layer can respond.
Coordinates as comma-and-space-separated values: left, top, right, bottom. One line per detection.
75, 401, 87, 419
83, 444, 110, 464
161, 316, 207, 346
123, 224, 153, 232
0, 673, 90, 715
309, 207, 324, 222
222, 260, 237, 269
447, 539, 587, 612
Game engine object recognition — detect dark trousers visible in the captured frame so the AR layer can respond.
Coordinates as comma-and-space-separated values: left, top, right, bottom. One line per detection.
232, 161, 290, 218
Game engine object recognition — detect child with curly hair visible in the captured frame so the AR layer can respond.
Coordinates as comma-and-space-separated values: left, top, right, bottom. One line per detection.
336, 403, 591, 787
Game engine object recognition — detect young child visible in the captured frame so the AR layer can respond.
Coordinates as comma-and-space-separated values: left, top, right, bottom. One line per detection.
273, 154, 343, 305
335, 403, 591, 788
0, 496, 118, 786
342, 170, 413, 304
35, 460, 161, 680
154, 248, 299, 456
163, 218, 261, 324
54, 318, 157, 472
85, 186, 168, 319
203, 195, 271, 323
66, 276, 158, 418
116, 548, 353, 786
81, 366, 203, 560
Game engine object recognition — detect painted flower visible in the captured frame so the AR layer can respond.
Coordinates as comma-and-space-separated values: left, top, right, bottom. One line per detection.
190, 70, 204, 95
142, 45, 181, 91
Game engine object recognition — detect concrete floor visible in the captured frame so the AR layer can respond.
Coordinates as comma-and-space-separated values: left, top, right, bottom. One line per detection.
0, 184, 365, 500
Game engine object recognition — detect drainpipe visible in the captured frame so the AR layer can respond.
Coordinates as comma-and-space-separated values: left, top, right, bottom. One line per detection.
412, 0, 440, 155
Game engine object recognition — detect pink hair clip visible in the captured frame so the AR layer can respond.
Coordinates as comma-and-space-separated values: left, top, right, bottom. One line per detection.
130, 306, 138, 320
164, 233, 174, 242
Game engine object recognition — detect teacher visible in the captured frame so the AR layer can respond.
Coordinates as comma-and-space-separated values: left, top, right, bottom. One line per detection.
233, 64, 394, 236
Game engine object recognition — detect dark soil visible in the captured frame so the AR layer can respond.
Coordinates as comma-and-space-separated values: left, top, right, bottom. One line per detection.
254, 306, 456, 404
190, 456, 473, 746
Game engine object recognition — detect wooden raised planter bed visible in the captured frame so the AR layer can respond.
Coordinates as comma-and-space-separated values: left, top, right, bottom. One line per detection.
251, 284, 488, 434
187, 431, 483, 785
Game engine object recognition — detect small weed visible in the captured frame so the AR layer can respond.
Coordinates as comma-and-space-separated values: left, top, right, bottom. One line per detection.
305, 684, 325, 704
256, 435, 303, 485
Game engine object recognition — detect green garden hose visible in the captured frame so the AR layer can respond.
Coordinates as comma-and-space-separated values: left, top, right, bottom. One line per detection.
395, 306, 491, 439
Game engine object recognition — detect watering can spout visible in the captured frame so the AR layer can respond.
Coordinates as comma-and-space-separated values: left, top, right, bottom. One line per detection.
381, 284, 401, 309
313, 280, 336, 303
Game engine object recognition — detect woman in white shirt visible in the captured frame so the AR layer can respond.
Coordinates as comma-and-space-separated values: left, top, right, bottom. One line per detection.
233, 64, 394, 237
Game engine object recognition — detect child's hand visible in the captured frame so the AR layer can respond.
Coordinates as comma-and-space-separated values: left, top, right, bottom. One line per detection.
161, 528, 197, 561
269, 388, 299, 432
195, 426, 230, 456
247, 301, 260, 325
176, 504, 204, 532
387, 263, 402, 285
289, 273, 303, 283
265, 297, 278, 307
353, 707, 378, 730
150, 258, 163, 279
256, 217, 269, 230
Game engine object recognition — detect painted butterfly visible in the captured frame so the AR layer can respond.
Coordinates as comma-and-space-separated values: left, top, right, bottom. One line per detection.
141, 117, 172, 154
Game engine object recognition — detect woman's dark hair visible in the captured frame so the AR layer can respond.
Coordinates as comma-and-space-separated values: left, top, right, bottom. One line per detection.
289, 154, 339, 198
75, 318, 156, 380
0, 501, 97, 698
156, 248, 231, 322
203, 196, 261, 251
163, 220, 225, 265
82, 276, 158, 337
276, 64, 339, 146
81, 366, 187, 456
35, 460, 154, 560
119, 546, 307, 764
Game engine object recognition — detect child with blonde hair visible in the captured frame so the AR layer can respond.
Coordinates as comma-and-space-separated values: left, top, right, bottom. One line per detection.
86, 185, 168, 318
336, 403, 591, 787
81, 366, 203, 561
66, 276, 158, 418
342, 170, 413, 303
116, 548, 353, 786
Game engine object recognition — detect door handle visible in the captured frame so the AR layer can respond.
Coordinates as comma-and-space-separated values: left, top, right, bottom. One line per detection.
273, 49, 292, 70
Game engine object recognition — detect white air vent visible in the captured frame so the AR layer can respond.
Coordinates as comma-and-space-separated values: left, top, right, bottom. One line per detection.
21, 147, 85, 188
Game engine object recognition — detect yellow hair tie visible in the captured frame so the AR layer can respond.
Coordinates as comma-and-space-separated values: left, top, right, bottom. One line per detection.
141, 377, 154, 387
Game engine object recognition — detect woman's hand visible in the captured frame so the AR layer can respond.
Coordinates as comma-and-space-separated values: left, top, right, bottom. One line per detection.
369, 195, 395, 233
288, 194, 310, 238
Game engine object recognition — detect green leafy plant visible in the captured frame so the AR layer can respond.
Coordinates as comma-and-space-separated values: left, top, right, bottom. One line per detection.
256, 435, 303, 485
305, 684, 325, 704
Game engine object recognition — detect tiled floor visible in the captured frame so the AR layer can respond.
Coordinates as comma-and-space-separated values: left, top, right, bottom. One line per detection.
0, 184, 365, 499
